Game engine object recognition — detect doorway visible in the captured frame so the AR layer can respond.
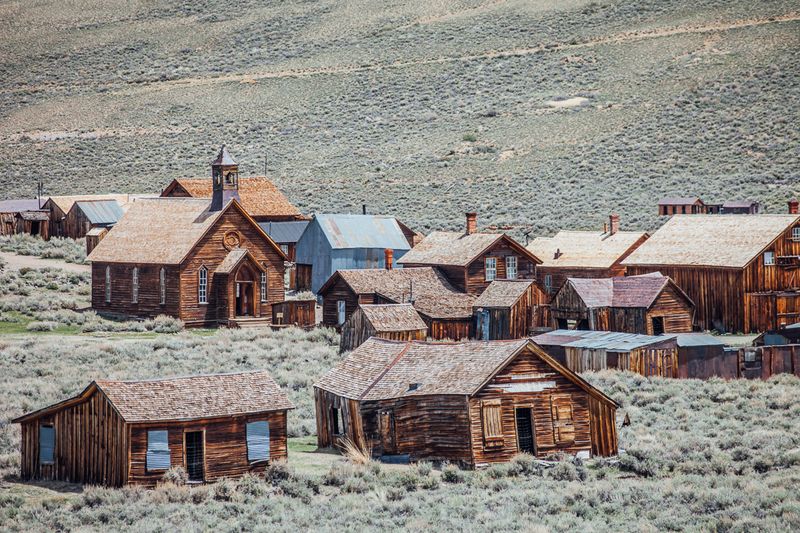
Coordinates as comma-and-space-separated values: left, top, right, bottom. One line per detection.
379, 410, 396, 455
651, 316, 665, 335
235, 267, 254, 317
515, 408, 535, 454
30, 221, 40, 236
184, 431, 204, 482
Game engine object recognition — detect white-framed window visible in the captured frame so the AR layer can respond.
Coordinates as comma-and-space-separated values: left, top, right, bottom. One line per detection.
246, 421, 270, 462
39, 425, 55, 465
159, 268, 166, 305
506, 256, 518, 280
485, 257, 497, 281
764, 251, 775, 266
104, 266, 111, 303
280, 244, 289, 256
260, 271, 267, 302
146, 430, 170, 471
131, 267, 139, 303
337, 300, 346, 325
198, 266, 208, 304
544, 274, 553, 294
792, 227, 800, 242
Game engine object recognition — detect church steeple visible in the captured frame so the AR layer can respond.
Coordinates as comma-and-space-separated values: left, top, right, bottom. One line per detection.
210, 145, 240, 211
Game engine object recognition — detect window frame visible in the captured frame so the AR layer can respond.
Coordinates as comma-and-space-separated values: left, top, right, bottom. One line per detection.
331, 406, 344, 436
246, 420, 270, 463
280, 244, 289, 256
764, 251, 775, 266
260, 271, 267, 303
544, 274, 553, 294
146, 429, 170, 472
131, 267, 139, 304
792, 227, 800, 242
485, 257, 497, 282
551, 394, 576, 445
39, 424, 55, 465
198, 266, 208, 305
104, 266, 111, 303
505, 256, 518, 280
337, 300, 346, 326
159, 267, 166, 305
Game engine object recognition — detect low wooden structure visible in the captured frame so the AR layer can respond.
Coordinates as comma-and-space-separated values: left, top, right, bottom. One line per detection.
85, 227, 108, 255
12, 371, 293, 487
41, 194, 143, 239
314, 338, 618, 465
744, 291, 800, 332
271, 299, 316, 328
340, 304, 427, 352
721, 200, 760, 215
673, 333, 736, 379
473, 280, 545, 340
658, 197, 707, 216
0, 199, 48, 238
738, 345, 800, 380
550, 273, 695, 334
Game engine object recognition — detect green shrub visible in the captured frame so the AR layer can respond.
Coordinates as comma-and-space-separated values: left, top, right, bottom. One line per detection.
441, 464, 465, 484
162, 466, 188, 486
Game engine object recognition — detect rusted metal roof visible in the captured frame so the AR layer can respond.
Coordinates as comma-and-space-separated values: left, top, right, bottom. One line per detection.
528, 230, 648, 269
566, 273, 670, 308
399, 231, 539, 267
74, 200, 124, 225
474, 280, 533, 308
314, 214, 410, 250
167, 177, 301, 218
360, 304, 428, 332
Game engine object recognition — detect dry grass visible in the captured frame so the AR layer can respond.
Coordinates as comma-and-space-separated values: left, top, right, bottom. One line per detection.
340, 437, 374, 466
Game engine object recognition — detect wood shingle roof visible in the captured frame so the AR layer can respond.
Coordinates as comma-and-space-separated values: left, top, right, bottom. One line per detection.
166, 177, 301, 219
398, 231, 539, 267
566, 273, 671, 308
527, 230, 648, 269
474, 280, 533, 308
360, 304, 427, 332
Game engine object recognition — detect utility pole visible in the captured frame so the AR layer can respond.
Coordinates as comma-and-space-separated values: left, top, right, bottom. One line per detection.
264, 155, 267, 176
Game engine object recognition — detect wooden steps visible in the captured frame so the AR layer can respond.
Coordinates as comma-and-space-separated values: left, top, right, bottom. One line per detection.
227, 317, 274, 329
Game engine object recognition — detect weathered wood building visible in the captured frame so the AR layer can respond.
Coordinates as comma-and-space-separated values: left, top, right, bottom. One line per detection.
340, 303, 428, 352
622, 214, 800, 333
258, 220, 310, 289
42, 194, 146, 239
314, 338, 618, 465
65, 200, 125, 239
12, 371, 293, 487
398, 213, 541, 295
473, 280, 545, 340
721, 200, 760, 215
0, 199, 49, 238
550, 273, 695, 334
526, 215, 648, 300
657, 197, 707, 216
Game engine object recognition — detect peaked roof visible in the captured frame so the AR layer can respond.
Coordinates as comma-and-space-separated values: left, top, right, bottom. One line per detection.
358, 304, 428, 332
722, 200, 758, 209
528, 230, 648, 269
12, 370, 294, 424
311, 214, 411, 250
398, 231, 540, 267
45, 194, 136, 214
474, 280, 533, 308
74, 200, 125, 225
163, 177, 301, 219
622, 215, 800, 268
211, 145, 237, 166
564, 273, 683, 309
259, 220, 310, 243
0, 199, 42, 212
658, 197, 703, 205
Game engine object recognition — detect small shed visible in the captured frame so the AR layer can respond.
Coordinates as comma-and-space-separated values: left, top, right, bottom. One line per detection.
340, 303, 428, 352
314, 338, 618, 465
673, 333, 736, 379
658, 197, 706, 216
473, 280, 543, 340
0, 199, 48, 238
85, 227, 109, 255
12, 371, 293, 487
67, 200, 125, 238
721, 200, 760, 215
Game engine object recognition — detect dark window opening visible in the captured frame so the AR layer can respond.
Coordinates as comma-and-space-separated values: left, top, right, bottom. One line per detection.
515, 408, 535, 454
331, 407, 343, 436
185, 431, 204, 482
652, 316, 665, 335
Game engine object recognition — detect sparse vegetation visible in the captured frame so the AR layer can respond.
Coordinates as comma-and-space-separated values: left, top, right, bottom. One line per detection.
0, 235, 86, 264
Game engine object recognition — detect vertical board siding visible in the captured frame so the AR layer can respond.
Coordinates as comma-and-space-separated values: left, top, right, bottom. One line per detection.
91, 263, 181, 319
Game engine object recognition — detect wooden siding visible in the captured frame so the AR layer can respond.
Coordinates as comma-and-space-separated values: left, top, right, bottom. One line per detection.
19, 389, 128, 486
43, 201, 68, 238
645, 284, 694, 334
0, 213, 48, 239
272, 300, 316, 328
745, 292, 800, 332
314, 388, 365, 450
424, 316, 472, 340
128, 410, 288, 487
537, 267, 623, 303
92, 263, 181, 319
320, 276, 363, 328
340, 308, 426, 352
474, 285, 540, 340
565, 345, 678, 378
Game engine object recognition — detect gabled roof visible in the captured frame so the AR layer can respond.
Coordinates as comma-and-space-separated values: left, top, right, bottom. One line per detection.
622, 215, 800, 268
474, 280, 533, 308
398, 231, 540, 267
12, 370, 294, 424
17, 210, 49, 221
311, 214, 410, 250
211, 145, 237, 166
359, 304, 428, 332
658, 197, 703, 206
74, 200, 125, 225
162, 177, 301, 219
0, 199, 42, 212
215, 248, 252, 274
564, 273, 681, 309
321, 267, 475, 319
532, 329, 676, 352
315, 338, 617, 407
44, 194, 135, 214
528, 230, 648, 269
259, 220, 309, 244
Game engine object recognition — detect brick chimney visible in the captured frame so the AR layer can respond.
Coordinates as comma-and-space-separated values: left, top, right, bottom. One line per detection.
789, 198, 799, 215
609, 214, 620, 235
384, 248, 393, 270
465, 212, 478, 235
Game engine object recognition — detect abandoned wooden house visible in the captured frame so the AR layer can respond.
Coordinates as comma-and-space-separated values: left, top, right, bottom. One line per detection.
531, 329, 680, 378
87, 171, 287, 327
12, 370, 293, 487
41, 194, 144, 239
318, 264, 476, 339
161, 146, 303, 223
295, 214, 411, 293
622, 213, 800, 333
657, 197, 707, 216
258, 220, 310, 289
550, 273, 695, 335
473, 280, 545, 340
339, 303, 428, 352
721, 200, 760, 215
66, 200, 125, 239
0, 199, 48, 238
398, 212, 541, 295
526, 215, 649, 299
314, 337, 618, 465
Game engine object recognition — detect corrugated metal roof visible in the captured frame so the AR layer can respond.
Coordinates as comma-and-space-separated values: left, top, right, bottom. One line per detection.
0, 199, 43, 212
259, 220, 309, 243
673, 333, 726, 347
75, 200, 124, 225
315, 214, 410, 250
532, 329, 675, 352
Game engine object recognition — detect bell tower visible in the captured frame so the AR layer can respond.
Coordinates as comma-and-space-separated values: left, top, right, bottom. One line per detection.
210, 145, 241, 211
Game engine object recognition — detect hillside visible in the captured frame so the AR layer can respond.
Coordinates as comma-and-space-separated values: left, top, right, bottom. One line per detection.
1, 0, 798, 236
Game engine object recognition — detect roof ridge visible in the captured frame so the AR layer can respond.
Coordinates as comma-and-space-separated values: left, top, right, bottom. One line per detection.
358, 341, 414, 400
96, 369, 268, 385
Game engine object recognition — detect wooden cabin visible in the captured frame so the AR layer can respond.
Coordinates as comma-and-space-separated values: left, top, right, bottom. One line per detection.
12, 371, 293, 487
339, 303, 428, 352
87, 162, 287, 327
398, 212, 540, 295
259, 220, 310, 289
318, 265, 475, 339
473, 280, 545, 340
314, 338, 618, 465
673, 333, 736, 379
65, 199, 125, 239
532, 330, 680, 378
42, 194, 143, 239
161, 146, 303, 223
658, 197, 707, 216
721, 200, 760, 215
622, 214, 800, 333
526, 215, 648, 301
550, 273, 695, 335
0, 199, 49, 238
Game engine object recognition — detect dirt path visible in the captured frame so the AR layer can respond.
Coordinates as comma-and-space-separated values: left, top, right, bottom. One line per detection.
0, 251, 89, 274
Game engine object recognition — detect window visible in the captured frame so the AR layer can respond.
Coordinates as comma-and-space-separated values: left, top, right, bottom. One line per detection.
764, 251, 775, 266
260, 271, 267, 302
246, 421, 270, 462
505, 256, 518, 280
146, 430, 170, 471
104, 266, 111, 303
280, 244, 289, 256
331, 407, 343, 436
131, 267, 139, 304
337, 300, 346, 325
651, 316, 665, 335
485, 257, 497, 281
198, 266, 208, 304
39, 425, 55, 464
550, 395, 575, 444
159, 268, 166, 305
793, 227, 800, 242
544, 274, 553, 294
481, 399, 504, 448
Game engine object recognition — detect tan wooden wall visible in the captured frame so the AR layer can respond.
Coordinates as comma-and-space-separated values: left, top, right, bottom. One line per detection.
339, 307, 426, 352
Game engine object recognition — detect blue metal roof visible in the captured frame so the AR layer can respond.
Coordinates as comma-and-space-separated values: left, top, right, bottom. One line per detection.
313, 214, 410, 250
258, 220, 309, 243
76, 200, 124, 225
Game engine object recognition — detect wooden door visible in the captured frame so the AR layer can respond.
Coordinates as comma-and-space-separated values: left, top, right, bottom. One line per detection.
379, 410, 396, 455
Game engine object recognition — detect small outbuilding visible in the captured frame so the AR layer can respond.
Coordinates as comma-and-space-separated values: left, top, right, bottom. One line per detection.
721, 200, 760, 215
658, 197, 707, 216
0, 199, 48, 238
85, 227, 109, 255
473, 280, 544, 340
314, 337, 618, 465
12, 371, 293, 487
673, 333, 736, 379
339, 303, 428, 352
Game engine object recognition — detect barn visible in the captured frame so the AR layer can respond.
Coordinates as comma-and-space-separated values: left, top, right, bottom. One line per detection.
12, 371, 293, 487
0, 199, 48, 238
314, 338, 618, 465
473, 280, 544, 340
66, 200, 125, 239
549, 273, 695, 334
339, 303, 428, 352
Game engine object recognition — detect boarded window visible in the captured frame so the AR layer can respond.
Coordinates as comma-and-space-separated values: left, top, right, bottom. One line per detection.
550, 395, 575, 444
505, 256, 518, 280
198, 266, 208, 304
146, 430, 170, 471
485, 258, 497, 281
131, 267, 139, 304
481, 399, 504, 447
246, 421, 270, 462
159, 268, 166, 305
39, 425, 55, 464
